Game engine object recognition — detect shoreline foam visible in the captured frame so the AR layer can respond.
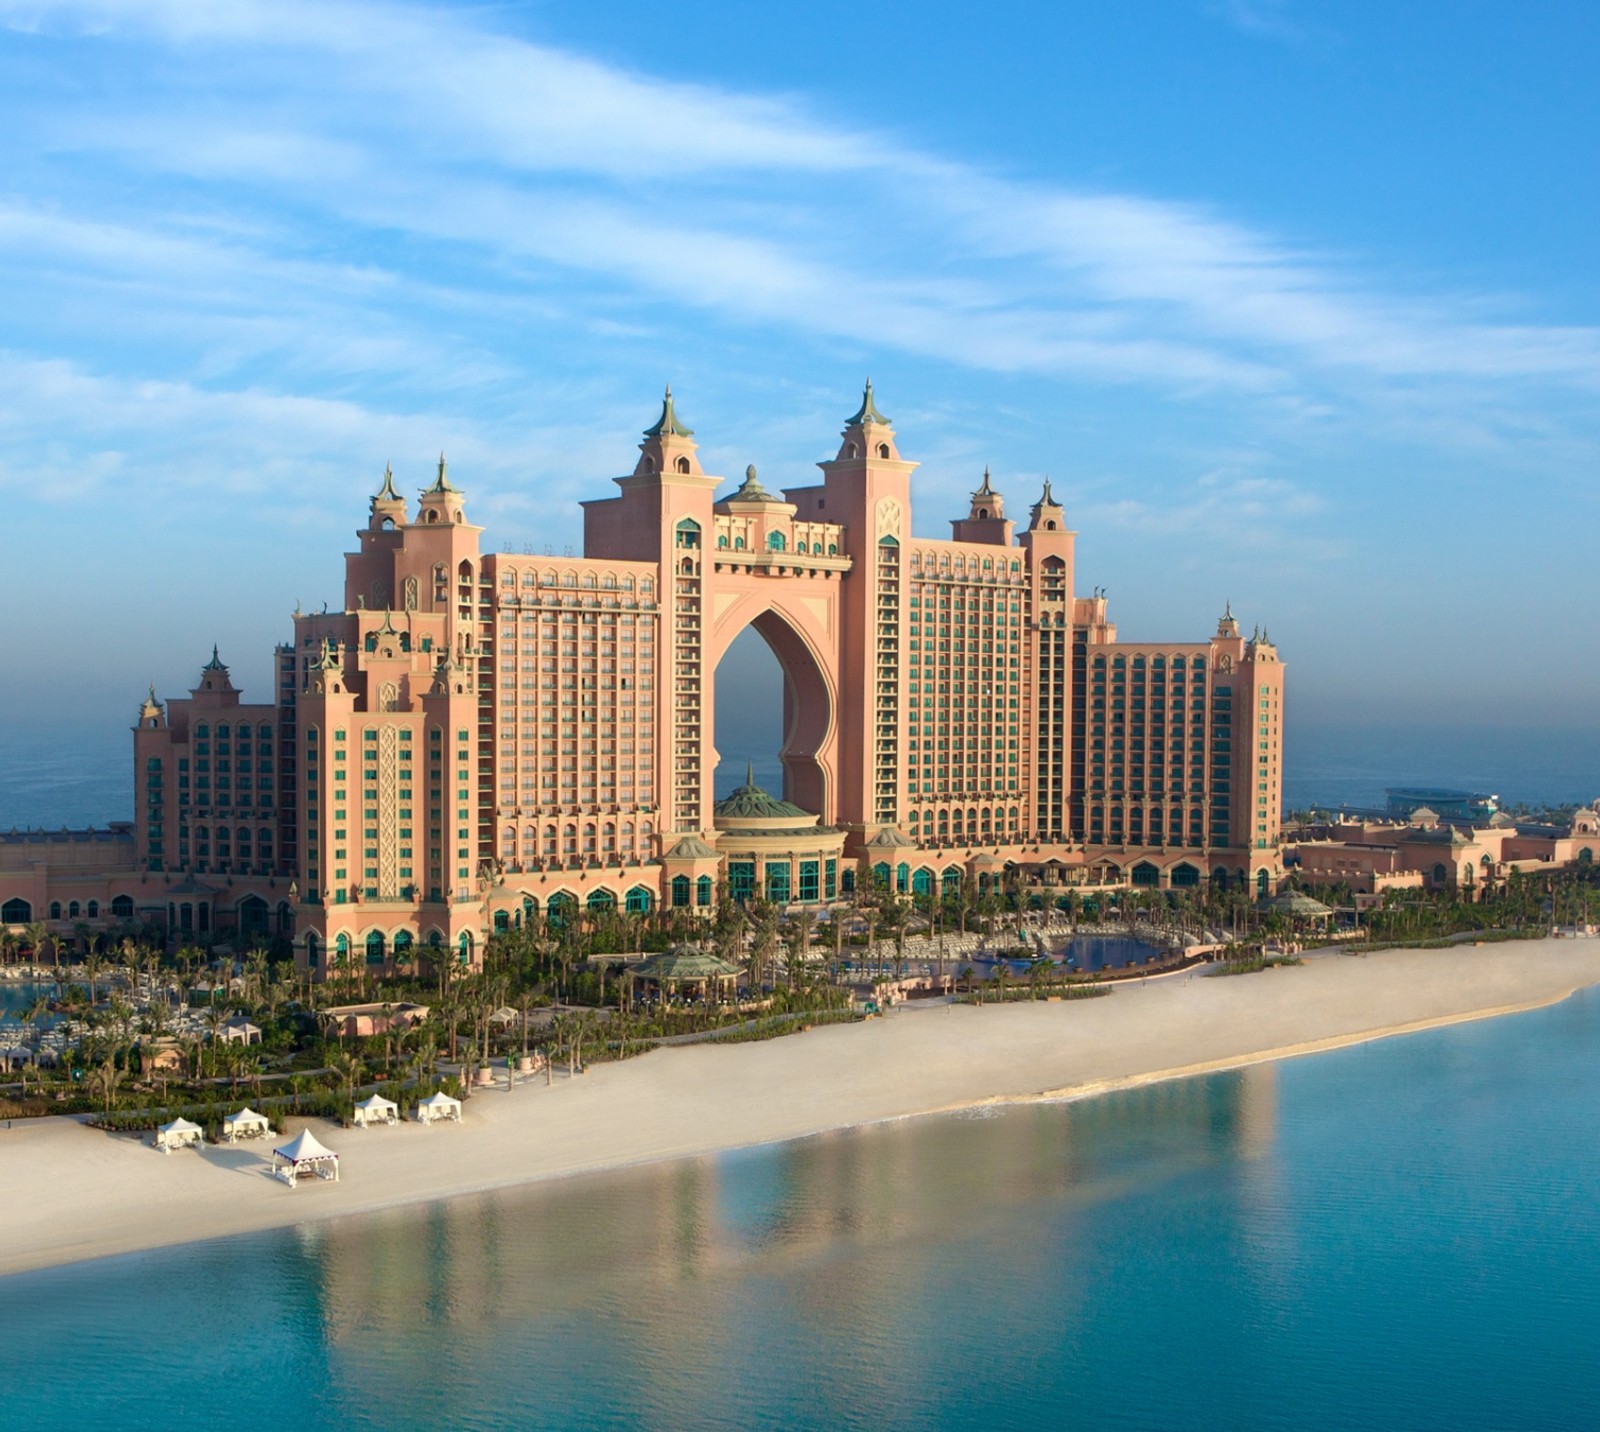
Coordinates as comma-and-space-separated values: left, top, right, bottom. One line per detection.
3, 937, 1598, 1280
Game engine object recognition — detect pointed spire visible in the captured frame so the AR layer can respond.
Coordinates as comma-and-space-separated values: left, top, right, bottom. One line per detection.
643, 385, 694, 438
976, 466, 996, 497
203, 644, 227, 672
1223, 598, 1233, 620
1040, 477, 1057, 506
424, 451, 457, 495
746, 760, 755, 788
846, 378, 889, 427
374, 462, 402, 503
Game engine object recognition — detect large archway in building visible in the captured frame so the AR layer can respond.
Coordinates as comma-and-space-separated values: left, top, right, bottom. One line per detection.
709, 601, 837, 822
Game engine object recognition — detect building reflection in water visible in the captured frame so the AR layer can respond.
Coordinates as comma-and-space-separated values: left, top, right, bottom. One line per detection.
290, 1069, 1279, 1423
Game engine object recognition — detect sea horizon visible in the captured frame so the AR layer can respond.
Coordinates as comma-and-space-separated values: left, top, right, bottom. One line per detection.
1, 715, 1595, 832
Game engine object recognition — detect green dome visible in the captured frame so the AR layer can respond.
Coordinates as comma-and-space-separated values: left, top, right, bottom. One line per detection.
713, 772, 810, 822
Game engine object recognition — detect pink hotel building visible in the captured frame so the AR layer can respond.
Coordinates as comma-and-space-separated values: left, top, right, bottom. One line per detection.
100, 385, 1282, 975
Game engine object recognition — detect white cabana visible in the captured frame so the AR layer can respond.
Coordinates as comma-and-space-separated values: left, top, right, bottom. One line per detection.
221, 1107, 271, 1142
352, 1094, 399, 1127
219, 1020, 262, 1046
414, 1091, 462, 1125
155, 1116, 205, 1154
271, 1128, 340, 1187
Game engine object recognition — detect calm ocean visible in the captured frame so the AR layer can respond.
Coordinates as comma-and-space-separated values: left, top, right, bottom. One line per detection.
1, 717, 1595, 829
5, 990, 1600, 1430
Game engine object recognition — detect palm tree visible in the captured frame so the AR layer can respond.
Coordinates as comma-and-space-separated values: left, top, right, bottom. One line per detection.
785, 908, 815, 991
89, 1054, 124, 1118
23, 920, 52, 983
748, 903, 780, 994
331, 1050, 365, 1108
880, 896, 910, 981
83, 950, 107, 1007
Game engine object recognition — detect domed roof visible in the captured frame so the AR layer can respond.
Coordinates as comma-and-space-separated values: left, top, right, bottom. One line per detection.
713, 770, 810, 822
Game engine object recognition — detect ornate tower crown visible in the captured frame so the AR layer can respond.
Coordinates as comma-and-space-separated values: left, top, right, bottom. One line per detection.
1027, 478, 1065, 532
417, 452, 468, 524
837, 379, 901, 462
634, 386, 704, 478
370, 462, 407, 526
970, 467, 1004, 520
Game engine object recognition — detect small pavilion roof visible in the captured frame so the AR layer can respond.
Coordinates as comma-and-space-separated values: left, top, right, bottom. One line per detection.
1259, 891, 1334, 917
630, 947, 741, 982
274, 1128, 338, 1163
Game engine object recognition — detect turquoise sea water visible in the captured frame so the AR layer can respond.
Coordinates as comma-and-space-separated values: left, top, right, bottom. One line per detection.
5, 989, 1600, 1430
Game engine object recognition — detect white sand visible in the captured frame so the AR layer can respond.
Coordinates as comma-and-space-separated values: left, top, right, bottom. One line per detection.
4, 937, 1599, 1278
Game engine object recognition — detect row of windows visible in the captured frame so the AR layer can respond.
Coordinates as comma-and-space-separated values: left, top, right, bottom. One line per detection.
14, 894, 138, 923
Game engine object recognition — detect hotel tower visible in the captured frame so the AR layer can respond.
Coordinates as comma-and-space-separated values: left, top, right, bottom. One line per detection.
119, 385, 1284, 976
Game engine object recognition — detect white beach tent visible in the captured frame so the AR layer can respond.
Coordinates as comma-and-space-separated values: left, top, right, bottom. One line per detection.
221, 1107, 271, 1142
271, 1128, 340, 1187
352, 1094, 399, 1127
414, 1091, 463, 1125
155, 1117, 205, 1154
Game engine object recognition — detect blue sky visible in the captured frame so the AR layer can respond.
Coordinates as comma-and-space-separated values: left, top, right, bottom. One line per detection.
2, 0, 1598, 739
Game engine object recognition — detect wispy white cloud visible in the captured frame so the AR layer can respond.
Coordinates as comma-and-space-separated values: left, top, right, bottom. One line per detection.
2, 0, 1599, 505
5, 0, 1596, 410
1204, 0, 1326, 46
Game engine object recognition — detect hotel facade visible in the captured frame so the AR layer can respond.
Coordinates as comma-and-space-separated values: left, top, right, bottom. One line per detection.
5, 386, 1288, 975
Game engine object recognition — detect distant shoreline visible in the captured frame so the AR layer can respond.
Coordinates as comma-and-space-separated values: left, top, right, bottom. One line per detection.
3, 937, 1600, 1281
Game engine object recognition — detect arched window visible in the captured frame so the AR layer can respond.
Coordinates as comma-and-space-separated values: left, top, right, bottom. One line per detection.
876, 442, 890, 458
49, 901, 61, 920
696, 874, 713, 907
3, 898, 32, 923
671, 874, 691, 908
675, 456, 691, 473
625, 885, 652, 914
766, 530, 786, 551
111, 895, 134, 919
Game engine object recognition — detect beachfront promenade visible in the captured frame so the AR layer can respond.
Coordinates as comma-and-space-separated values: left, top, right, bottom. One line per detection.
3, 937, 1598, 1279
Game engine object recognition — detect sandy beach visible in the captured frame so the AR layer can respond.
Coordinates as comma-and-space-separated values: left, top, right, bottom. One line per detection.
4, 937, 1599, 1279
